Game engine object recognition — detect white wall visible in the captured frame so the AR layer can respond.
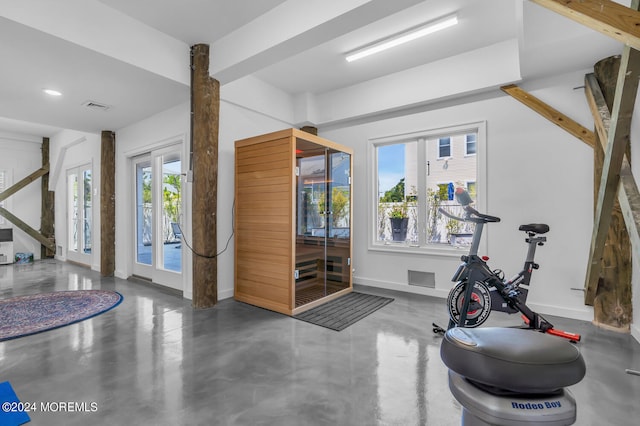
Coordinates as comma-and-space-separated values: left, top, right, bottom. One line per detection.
114, 102, 190, 291
4, 64, 620, 326
321, 69, 595, 321
106, 67, 603, 322
113, 96, 288, 301
49, 129, 101, 269
215, 98, 296, 299
0, 132, 44, 259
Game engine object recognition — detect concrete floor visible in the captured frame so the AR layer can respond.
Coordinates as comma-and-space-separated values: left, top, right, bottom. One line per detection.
0, 260, 639, 426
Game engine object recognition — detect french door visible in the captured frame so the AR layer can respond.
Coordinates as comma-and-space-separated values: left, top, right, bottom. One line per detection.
66, 165, 92, 265
132, 146, 182, 290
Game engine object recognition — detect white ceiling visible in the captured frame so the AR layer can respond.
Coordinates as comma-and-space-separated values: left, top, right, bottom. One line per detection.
0, 0, 629, 137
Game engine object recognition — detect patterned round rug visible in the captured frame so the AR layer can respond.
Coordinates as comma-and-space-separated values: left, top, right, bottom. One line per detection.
0, 290, 123, 341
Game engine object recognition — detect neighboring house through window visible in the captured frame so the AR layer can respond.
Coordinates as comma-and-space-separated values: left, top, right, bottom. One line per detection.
372, 122, 485, 251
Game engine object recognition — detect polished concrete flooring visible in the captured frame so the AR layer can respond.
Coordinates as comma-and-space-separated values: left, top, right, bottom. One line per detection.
1, 260, 639, 426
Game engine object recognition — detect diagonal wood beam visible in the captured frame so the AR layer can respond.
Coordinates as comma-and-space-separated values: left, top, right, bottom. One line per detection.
584, 73, 611, 146
501, 84, 595, 147
584, 44, 640, 305
501, 75, 640, 307
530, 0, 640, 50
0, 164, 49, 203
0, 206, 55, 252
585, 72, 640, 269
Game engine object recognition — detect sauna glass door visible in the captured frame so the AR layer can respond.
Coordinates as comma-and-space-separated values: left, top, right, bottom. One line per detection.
295, 140, 351, 308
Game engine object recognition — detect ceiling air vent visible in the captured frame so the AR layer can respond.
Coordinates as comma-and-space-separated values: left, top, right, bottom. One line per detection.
81, 100, 111, 111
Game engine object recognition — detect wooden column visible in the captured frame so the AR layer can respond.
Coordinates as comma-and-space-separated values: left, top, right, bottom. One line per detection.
101, 131, 116, 276
584, 0, 640, 304
40, 137, 55, 258
589, 57, 633, 330
191, 44, 219, 308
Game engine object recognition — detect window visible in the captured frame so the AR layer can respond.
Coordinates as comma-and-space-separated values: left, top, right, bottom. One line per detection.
466, 181, 476, 199
67, 165, 92, 259
372, 122, 484, 250
438, 137, 451, 158
465, 134, 476, 155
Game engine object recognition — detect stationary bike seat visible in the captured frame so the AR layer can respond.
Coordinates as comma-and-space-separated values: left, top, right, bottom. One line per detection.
519, 223, 549, 234
440, 327, 585, 394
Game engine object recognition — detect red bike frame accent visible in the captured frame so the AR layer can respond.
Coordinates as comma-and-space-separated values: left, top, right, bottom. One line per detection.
521, 315, 581, 342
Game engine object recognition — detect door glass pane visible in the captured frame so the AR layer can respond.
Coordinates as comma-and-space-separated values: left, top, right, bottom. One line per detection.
295, 141, 327, 307
136, 161, 152, 265
161, 155, 181, 272
326, 150, 350, 293
82, 169, 92, 254
295, 141, 351, 308
68, 173, 78, 252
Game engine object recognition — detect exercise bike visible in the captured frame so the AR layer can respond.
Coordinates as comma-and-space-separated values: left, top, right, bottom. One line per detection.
432, 188, 581, 342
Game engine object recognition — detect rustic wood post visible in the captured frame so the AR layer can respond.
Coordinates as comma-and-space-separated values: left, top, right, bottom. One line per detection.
40, 137, 55, 258
101, 131, 116, 276
590, 57, 633, 330
191, 43, 219, 308
300, 126, 318, 136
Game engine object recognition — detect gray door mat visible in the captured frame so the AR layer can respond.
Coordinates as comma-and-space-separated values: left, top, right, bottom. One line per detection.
294, 292, 394, 331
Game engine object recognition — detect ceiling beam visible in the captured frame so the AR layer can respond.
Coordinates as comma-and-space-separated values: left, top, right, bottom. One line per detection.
211, 0, 424, 84
500, 84, 595, 147
530, 0, 640, 50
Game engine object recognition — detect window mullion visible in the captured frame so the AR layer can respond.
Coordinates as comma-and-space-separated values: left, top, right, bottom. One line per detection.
416, 138, 427, 246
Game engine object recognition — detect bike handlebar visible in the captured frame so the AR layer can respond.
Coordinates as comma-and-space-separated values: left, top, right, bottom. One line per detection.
438, 205, 501, 224
438, 188, 501, 224
465, 205, 501, 223
438, 207, 465, 222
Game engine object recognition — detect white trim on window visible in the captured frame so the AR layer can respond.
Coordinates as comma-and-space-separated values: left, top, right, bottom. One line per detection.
368, 121, 487, 256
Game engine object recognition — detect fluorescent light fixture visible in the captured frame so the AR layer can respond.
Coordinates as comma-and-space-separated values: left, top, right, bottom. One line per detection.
345, 14, 458, 62
43, 88, 62, 96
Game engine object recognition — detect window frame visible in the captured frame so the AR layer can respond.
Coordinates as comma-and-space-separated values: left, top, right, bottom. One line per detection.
368, 121, 487, 256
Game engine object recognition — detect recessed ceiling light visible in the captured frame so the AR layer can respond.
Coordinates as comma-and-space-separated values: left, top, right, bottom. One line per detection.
43, 89, 62, 96
345, 14, 458, 62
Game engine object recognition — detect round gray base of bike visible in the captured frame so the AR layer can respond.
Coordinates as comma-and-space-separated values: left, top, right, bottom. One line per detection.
449, 371, 577, 426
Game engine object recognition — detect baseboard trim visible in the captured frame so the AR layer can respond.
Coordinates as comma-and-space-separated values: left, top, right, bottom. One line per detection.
354, 275, 594, 322
353, 275, 449, 299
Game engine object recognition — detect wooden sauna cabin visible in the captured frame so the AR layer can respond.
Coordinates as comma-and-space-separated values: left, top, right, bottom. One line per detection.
234, 128, 353, 315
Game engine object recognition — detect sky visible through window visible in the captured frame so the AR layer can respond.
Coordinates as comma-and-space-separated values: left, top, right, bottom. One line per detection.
378, 144, 404, 197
